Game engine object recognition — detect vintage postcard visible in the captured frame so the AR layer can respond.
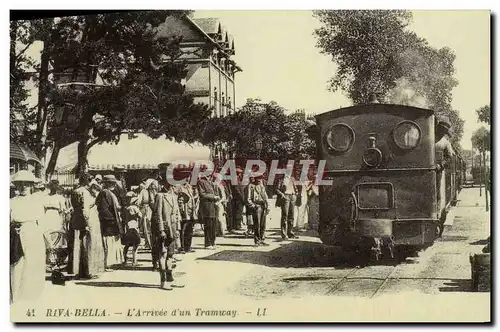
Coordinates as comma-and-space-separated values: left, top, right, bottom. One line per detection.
9, 9, 491, 323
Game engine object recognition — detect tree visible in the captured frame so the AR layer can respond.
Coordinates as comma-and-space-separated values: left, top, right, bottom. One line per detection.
314, 10, 464, 147
386, 33, 463, 146
471, 126, 490, 153
476, 105, 490, 125
203, 99, 315, 166
37, 11, 212, 177
313, 10, 413, 104
10, 18, 56, 166
10, 20, 39, 148
471, 126, 490, 206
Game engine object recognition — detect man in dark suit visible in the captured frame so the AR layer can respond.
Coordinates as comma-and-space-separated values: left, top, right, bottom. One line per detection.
246, 175, 270, 246
275, 175, 299, 240
230, 167, 245, 232
197, 170, 219, 249
112, 166, 127, 210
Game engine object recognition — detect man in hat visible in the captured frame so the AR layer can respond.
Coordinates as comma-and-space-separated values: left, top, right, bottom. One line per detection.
113, 166, 128, 209
246, 174, 270, 246
96, 174, 125, 270
157, 163, 170, 188
230, 167, 245, 233
151, 168, 184, 290
276, 172, 299, 241
435, 116, 454, 171
197, 167, 219, 249
435, 116, 454, 236
177, 169, 199, 253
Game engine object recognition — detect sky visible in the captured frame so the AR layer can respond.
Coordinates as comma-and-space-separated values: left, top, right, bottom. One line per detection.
20, 10, 490, 150
193, 10, 491, 149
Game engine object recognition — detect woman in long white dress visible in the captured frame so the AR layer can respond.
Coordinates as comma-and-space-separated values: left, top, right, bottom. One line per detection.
10, 170, 50, 304
41, 180, 68, 232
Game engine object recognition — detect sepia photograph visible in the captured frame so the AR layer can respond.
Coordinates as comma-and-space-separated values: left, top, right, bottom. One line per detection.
8, 7, 491, 323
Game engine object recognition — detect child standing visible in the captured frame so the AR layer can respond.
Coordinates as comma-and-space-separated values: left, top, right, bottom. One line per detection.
122, 194, 142, 266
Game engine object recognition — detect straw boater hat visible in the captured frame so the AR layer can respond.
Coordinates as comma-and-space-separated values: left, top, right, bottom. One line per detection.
11, 170, 37, 183
103, 174, 118, 183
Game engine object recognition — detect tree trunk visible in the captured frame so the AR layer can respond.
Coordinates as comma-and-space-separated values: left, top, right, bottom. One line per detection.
45, 142, 61, 179
479, 151, 482, 197
75, 137, 90, 178
35, 21, 52, 175
483, 150, 488, 212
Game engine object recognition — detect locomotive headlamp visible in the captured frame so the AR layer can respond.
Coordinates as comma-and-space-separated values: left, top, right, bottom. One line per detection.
363, 136, 382, 167
325, 123, 355, 153
363, 148, 382, 167
393, 121, 421, 150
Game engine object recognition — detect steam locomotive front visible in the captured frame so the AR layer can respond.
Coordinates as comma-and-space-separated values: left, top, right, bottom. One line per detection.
315, 104, 437, 258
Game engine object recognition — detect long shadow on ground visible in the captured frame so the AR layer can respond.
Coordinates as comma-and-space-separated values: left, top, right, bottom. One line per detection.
74, 281, 158, 289
197, 239, 422, 268
438, 279, 473, 292
197, 240, 371, 268
470, 239, 489, 246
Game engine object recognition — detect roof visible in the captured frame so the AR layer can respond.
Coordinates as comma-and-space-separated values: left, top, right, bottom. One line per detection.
55, 134, 211, 172
191, 18, 221, 35
10, 141, 42, 164
315, 103, 434, 122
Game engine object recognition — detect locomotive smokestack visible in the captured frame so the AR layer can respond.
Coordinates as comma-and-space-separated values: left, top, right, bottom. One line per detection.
369, 93, 379, 104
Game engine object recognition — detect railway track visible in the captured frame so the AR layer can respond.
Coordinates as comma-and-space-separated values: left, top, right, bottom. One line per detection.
236, 233, 475, 299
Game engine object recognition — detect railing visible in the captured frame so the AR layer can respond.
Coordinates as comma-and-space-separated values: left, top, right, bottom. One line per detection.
52, 170, 77, 189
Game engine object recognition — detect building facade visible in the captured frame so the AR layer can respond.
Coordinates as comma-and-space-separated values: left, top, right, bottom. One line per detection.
158, 16, 241, 117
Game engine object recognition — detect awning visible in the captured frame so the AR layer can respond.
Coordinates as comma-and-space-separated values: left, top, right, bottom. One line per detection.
10, 141, 42, 165
55, 134, 211, 172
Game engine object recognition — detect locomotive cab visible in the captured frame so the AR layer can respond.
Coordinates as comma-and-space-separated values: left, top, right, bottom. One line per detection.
315, 104, 442, 259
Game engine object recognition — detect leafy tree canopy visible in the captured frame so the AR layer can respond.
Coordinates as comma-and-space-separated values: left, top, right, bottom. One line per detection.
10, 11, 212, 176
471, 126, 490, 153
314, 10, 464, 147
204, 99, 315, 165
314, 10, 412, 104
476, 105, 490, 125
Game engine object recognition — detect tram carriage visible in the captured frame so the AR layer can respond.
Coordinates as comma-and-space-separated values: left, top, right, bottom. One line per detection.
313, 103, 464, 259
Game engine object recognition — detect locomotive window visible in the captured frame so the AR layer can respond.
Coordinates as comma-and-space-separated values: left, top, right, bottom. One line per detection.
325, 123, 355, 153
393, 121, 421, 150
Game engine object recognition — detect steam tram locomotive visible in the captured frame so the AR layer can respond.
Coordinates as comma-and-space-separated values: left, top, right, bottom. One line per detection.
314, 103, 464, 260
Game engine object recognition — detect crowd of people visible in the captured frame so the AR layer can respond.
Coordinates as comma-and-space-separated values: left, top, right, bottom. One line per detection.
10, 163, 320, 299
